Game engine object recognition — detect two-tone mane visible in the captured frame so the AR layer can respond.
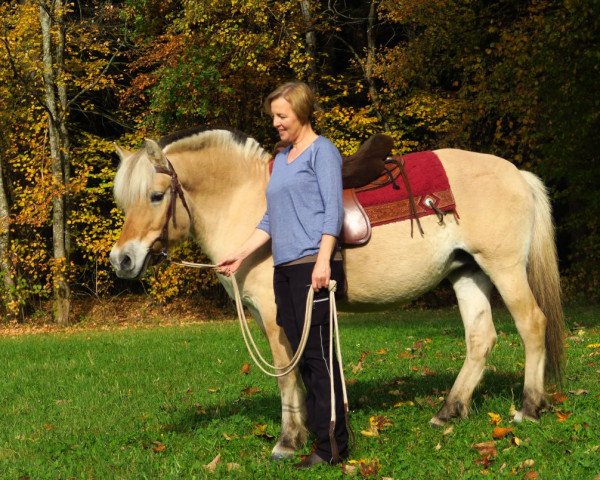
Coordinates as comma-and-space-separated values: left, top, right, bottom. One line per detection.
114, 128, 271, 211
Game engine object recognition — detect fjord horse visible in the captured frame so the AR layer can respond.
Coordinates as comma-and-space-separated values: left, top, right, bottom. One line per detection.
109, 128, 564, 460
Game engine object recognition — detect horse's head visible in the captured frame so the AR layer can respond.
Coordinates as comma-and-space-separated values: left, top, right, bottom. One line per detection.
109, 139, 193, 279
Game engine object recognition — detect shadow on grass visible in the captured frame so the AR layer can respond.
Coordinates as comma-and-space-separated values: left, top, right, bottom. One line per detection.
167, 370, 524, 434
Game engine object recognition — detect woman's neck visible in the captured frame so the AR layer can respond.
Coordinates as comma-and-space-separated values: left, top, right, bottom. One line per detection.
291, 125, 317, 151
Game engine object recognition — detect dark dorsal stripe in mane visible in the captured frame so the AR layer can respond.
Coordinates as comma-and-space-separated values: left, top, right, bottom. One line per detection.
158, 126, 250, 149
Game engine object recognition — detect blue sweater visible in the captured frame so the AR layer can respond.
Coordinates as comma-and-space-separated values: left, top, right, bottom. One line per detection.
257, 136, 344, 266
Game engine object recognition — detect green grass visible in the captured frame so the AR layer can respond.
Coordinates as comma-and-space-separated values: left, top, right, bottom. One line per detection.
0, 305, 598, 479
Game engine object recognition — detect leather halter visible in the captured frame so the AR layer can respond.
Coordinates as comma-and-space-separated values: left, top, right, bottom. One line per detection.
151, 157, 192, 260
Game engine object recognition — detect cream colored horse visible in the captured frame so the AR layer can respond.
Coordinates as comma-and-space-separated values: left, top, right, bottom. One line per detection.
109, 128, 564, 460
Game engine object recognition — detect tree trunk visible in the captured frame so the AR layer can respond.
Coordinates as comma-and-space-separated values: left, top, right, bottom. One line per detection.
39, 0, 70, 325
0, 154, 17, 320
365, 0, 388, 131
299, 0, 319, 95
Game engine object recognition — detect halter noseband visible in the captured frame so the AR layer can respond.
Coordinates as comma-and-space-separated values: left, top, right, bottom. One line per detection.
151, 157, 192, 261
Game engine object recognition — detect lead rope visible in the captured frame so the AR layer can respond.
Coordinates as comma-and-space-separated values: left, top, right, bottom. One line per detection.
171, 260, 352, 456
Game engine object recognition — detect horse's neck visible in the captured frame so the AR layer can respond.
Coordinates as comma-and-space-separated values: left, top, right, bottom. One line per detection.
179, 153, 269, 262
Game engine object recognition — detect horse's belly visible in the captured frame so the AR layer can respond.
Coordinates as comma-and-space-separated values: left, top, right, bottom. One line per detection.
343, 218, 459, 305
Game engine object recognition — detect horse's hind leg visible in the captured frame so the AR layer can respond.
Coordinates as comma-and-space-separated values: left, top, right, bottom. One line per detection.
481, 266, 548, 421
431, 267, 496, 427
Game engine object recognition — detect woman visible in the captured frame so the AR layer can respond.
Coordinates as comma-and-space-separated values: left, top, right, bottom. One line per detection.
217, 81, 348, 468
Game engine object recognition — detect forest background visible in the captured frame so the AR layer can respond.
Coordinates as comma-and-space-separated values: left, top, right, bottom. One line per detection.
0, 0, 598, 325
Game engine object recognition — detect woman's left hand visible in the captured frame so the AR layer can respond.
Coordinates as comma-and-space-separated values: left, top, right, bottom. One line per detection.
311, 258, 331, 291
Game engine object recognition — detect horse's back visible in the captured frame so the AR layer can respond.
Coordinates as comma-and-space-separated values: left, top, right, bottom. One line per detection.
343, 149, 536, 306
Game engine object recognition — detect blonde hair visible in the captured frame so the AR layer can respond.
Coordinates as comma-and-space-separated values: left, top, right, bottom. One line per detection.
264, 82, 315, 125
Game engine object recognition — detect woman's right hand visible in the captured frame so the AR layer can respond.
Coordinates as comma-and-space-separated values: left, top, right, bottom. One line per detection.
216, 254, 244, 276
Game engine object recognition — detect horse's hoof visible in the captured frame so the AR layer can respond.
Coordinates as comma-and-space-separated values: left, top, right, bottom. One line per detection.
271, 445, 296, 461
429, 416, 446, 428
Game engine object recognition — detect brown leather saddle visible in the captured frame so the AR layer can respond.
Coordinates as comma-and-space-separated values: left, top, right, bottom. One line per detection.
341, 134, 403, 246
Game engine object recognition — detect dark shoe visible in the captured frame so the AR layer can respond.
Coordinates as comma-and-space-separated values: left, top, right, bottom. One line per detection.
293, 452, 328, 469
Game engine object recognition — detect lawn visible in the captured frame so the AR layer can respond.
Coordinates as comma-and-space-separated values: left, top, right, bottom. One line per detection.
0, 305, 598, 479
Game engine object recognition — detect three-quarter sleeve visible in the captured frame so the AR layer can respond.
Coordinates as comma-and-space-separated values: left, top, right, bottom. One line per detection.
313, 144, 344, 237
257, 210, 271, 236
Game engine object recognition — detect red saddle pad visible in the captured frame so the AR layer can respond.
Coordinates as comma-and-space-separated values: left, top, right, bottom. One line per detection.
356, 151, 457, 227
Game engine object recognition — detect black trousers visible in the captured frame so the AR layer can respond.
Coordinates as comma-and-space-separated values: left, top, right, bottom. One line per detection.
273, 260, 348, 462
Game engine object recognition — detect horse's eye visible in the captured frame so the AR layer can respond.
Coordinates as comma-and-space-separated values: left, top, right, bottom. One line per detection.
150, 192, 165, 203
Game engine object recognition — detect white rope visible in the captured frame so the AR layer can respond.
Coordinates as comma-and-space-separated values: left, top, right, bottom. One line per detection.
172, 260, 343, 378
172, 259, 350, 451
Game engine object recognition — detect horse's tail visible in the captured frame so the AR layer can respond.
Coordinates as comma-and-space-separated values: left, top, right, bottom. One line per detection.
520, 170, 566, 385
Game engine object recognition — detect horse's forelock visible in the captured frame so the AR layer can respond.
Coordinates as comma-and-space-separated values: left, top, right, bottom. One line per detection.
113, 149, 155, 210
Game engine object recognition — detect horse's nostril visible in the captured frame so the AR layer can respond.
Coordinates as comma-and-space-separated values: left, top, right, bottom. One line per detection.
121, 254, 132, 271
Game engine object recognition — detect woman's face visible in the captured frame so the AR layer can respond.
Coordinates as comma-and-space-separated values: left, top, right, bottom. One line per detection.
270, 97, 303, 144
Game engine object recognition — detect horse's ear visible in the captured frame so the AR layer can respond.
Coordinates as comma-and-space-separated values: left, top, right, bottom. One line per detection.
144, 139, 168, 169
114, 143, 134, 161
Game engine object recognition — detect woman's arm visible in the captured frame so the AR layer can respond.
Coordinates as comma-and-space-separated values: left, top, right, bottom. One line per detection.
311, 234, 337, 291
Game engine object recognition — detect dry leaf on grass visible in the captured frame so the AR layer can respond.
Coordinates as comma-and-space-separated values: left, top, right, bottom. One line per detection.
487, 412, 501, 425
569, 389, 588, 395
556, 410, 572, 422
241, 386, 261, 396
492, 427, 514, 439
152, 441, 166, 453
241, 362, 250, 374
204, 454, 221, 473
551, 392, 568, 404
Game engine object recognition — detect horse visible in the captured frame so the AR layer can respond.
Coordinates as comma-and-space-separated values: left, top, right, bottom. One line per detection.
109, 127, 565, 460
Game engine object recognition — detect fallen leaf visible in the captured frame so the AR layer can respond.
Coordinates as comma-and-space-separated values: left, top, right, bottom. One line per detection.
346, 378, 358, 386
569, 389, 588, 396
152, 441, 166, 453
472, 441, 497, 458
488, 412, 502, 425
252, 423, 274, 439
512, 436, 522, 446
394, 400, 415, 408
207, 388, 219, 393
352, 352, 370, 374
398, 351, 415, 359
241, 386, 261, 396
204, 454, 221, 473
443, 426, 454, 435
375, 348, 388, 355
586, 343, 600, 348
523, 471, 539, 479
227, 462, 240, 471
241, 363, 251, 374
358, 458, 381, 477
492, 427, 514, 439
509, 403, 518, 417
556, 410, 572, 422
341, 463, 357, 476
435, 442, 442, 451
551, 392, 568, 404
43, 423, 56, 431
423, 366, 437, 376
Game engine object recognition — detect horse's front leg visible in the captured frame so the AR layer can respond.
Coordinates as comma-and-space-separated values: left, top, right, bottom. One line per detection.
247, 302, 308, 460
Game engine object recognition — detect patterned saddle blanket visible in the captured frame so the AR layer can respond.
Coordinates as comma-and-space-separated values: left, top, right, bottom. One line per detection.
342, 151, 457, 245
